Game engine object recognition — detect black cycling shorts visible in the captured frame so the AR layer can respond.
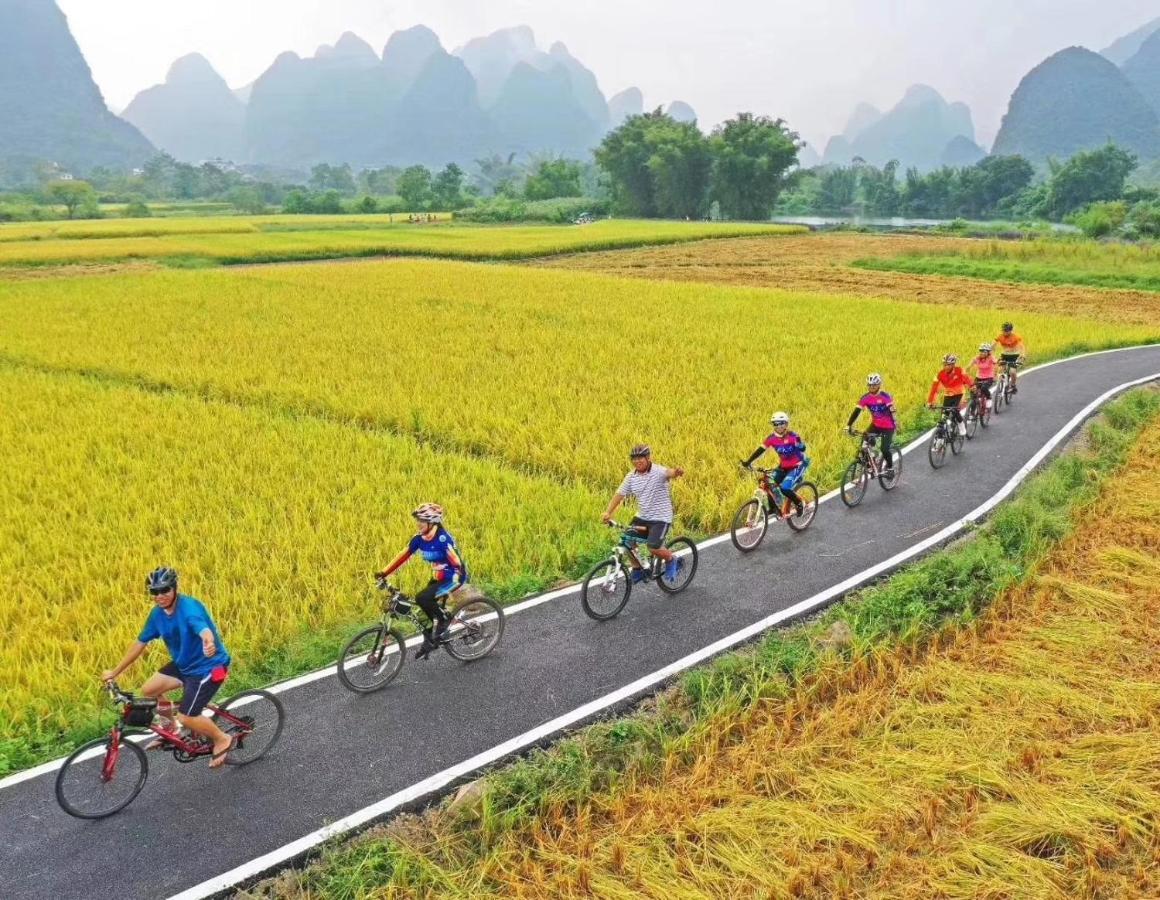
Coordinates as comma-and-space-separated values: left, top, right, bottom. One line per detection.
1001, 353, 1020, 365
630, 516, 671, 550
160, 660, 228, 716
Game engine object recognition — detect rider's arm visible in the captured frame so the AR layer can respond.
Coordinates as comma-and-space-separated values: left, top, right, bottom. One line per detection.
665, 465, 685, 480
378, 548, 413, 579
444, 546, 465, 577
602, 492, 625, 522
927, 378, 941, 406
742, 445, 765, 467
103, 639, 148, 682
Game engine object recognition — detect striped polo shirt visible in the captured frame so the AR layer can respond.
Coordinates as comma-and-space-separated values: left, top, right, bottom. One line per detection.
617, 464, 674, 523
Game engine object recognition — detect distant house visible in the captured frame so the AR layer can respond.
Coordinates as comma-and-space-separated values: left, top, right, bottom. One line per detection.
57, 172, 74, 181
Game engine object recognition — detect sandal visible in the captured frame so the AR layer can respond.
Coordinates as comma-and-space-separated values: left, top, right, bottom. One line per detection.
209, 736, 237, 768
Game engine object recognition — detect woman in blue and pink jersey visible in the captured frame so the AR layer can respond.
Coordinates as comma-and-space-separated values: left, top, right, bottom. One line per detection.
847, 373, 897, 473
741, 411, 810, 516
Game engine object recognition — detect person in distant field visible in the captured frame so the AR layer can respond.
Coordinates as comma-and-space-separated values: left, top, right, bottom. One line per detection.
740, 411, 809, 516
101, 567, 234, 767
928, 354, 974, 436
603, 444, 685, 583
995, 322, 1026, 392
847, 373, 898, 473
967, 343, 997, 409
376, 503, 468, 660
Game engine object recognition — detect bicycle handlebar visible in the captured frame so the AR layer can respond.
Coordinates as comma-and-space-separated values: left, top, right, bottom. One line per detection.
102, 680, 132, 705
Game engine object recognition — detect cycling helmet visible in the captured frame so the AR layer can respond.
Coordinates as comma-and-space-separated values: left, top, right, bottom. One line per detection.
1002, 322, 1014, 333
146, 566, 178, 595
629, 444, 651, 459
979, 342, 993, 353
770, 411, 790, 427
866, 373, 883, 387
943, 354, 958, 365
411, 502, 444, 525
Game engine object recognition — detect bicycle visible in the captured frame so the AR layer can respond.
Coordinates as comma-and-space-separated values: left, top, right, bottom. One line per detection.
840, 431, 902, 507
580, 521, 698, 621
928, 404, 965, 469
730, 465, 818, 552
55, 680, 284, 820
336, 579, 505, 693
963, 386, 990, 439
994, 358, 1022, 411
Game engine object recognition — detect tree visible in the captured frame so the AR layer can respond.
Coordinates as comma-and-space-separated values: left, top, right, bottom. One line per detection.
524, 159, 583, 200
709, 114, 800, 219
860, 161, 900, 216
815, 167, 858, 213
228, 186, 266, 215
431, 163, 465, 210
1044, 143, 1137, 219
397, 165, 433, 209
596, 110, 711, 218
46, 180, 96, 218
309, 163, 357, 196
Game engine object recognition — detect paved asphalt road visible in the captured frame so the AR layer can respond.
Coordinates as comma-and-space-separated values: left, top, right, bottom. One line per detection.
2, 345, 1158, 900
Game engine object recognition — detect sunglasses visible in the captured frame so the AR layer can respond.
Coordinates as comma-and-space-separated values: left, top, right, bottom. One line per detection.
148, 587, 174, 597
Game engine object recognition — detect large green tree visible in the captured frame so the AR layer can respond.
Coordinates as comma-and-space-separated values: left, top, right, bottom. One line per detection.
1044, 143, 1137, 218
524, 159, 583, 200
46, 179, 96, 218
709, 114, 800, 219
596, 110, 711, 218
431, 163, 465, 209
397, 165, 433, 209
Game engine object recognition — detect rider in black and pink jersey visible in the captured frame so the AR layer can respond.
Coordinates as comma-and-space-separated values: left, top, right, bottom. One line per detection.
847, 373, 897, 473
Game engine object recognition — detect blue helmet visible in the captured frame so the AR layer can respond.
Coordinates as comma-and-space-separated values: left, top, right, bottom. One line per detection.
146, 566, 178, 595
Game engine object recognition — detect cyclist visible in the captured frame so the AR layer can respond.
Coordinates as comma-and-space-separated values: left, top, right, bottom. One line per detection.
376, 503, 467, 660
994, 322, 1026, 393
602, 444, 686, 583
740, 411, 808, 517
967, 343, 997, 410
846, 373, 897, 474
100, 567, 234, 768
927, 354, 974, 435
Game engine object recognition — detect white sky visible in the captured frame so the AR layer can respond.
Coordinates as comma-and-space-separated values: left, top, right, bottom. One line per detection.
59, 0, 1157, 152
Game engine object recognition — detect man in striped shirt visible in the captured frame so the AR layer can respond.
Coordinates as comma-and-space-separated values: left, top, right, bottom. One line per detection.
603, 444, 686, 583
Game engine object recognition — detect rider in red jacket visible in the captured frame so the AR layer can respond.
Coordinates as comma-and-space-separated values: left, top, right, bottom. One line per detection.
928, 354, 974, 436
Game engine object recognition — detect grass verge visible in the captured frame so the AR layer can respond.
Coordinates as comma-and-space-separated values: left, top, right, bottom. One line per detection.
249, 386, 1160, 898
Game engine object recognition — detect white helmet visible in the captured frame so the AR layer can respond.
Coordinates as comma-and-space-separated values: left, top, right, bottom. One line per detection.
412, 502, 444, 525
866, 373, 883, 387
943, 354, 958, 365
770, 411, 790, 426
979, 342, 993, 353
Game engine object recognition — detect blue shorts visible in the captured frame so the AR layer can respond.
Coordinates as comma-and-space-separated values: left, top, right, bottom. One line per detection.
160, 660, 228, 716
774, 461, 809, 491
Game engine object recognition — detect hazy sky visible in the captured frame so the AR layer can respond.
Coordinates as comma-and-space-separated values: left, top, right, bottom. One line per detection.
60, 0, 1157, 152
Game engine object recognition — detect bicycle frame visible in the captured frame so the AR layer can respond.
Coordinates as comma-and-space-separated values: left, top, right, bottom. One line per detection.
854, 433, 888, 478
102, 682, 252, 763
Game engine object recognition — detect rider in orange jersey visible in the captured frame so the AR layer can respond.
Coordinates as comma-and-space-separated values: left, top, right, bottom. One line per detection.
994, 322, 1026, 392
927, 354, 974, 436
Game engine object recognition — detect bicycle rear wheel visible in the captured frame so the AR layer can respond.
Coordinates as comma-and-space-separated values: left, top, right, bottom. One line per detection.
786, 482, 818, 532
56, 735, 148, 819
993, 380, 1005, 413
950, 428, 965, 455
980, 397, 992, 428
217, 690, 284, 765
928, 431, 947, 469
337, 625, 405, 693
657, 537, 698, 594
965, 404, 979, 440
730, 498, 768, 552
443, 596, 505, 661
879, 449, 902, 491
581, 559, 632, 620
841, 460, 868, 507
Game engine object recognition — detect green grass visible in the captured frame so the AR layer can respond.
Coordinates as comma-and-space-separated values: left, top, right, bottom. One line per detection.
252, 388, 1160, 897
0, 218, 804, 266
854, 239, 1160, 293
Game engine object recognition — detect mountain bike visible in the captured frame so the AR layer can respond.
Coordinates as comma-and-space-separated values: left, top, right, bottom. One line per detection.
963, 386, 989, 439
994, 357, 1022, 411
840, 431, 902, 507
55, 680, 284, 820
730, 464, 818, 552
580, 521, 698, 621
336, 580, 505, 693
928, 403, 965, 469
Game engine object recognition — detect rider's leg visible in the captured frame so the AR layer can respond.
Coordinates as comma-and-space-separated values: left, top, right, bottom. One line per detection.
140, 665, 184, 744
175, 668, 231, 767
945, 394, 965, 432
643, 521, 678, 578
414, 580, 448, 639
877, 428, 895, 471
773, 468, 804, 515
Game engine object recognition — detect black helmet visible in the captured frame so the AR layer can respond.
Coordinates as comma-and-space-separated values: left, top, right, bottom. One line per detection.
1002, 322, 1014, 333
629, 444, 651, 459
146, 567, 178, 595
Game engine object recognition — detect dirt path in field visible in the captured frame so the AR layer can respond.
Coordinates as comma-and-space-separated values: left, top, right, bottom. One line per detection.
537, 233, 1160, 327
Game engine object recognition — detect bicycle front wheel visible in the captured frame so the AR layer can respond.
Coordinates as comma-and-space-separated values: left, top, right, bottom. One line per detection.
337, 625, 406, 693
581, 559, 632, 620
879, 449, 902, 491
730, 498, 768, 552
217, 689, 285, 765
657, 537, 698, 594
443, 596, 505, 661
841, 460, 868, 507
786, 482, 819, 532
56, 735, 148, 820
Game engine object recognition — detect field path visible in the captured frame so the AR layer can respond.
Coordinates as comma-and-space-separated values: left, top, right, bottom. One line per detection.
1, 345, 1158, 900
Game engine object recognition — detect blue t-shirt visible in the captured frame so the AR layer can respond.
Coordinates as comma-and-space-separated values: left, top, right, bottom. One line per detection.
138, 594, 230, 678
408, 527, 468, 583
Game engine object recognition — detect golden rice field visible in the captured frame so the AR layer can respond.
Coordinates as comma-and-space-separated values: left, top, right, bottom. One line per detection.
0, 365, 607, 742
315, 418, 1160, 899
1, 260, 1148, 533
542, 233, 1160, 327
0, 218, 802, 266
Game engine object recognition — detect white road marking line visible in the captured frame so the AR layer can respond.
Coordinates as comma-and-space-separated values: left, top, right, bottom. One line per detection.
168, 364, 1160, 900
1, 343, 1155, 792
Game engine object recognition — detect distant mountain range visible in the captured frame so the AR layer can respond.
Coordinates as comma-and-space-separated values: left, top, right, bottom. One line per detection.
120, 23, 697, 169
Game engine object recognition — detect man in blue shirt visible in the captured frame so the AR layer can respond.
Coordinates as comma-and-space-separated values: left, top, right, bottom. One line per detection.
101, 567, 235, 767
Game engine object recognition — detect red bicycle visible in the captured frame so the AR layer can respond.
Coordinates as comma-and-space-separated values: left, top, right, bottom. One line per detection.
54, 680, 284, 819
